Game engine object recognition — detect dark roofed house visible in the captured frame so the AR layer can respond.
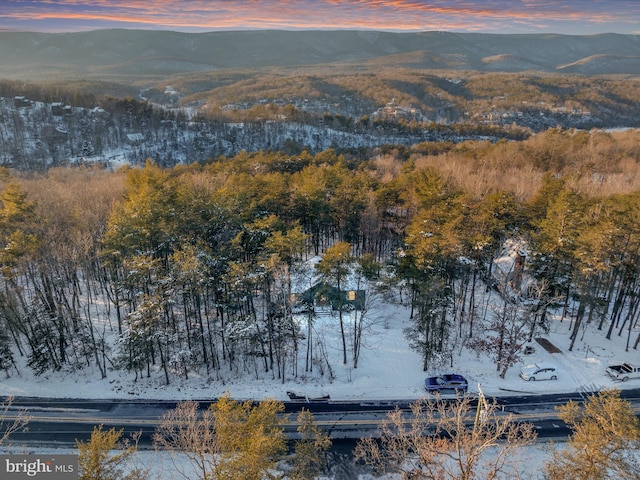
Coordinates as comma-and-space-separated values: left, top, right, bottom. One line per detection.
51, 103, 64, 116
14, 96, 31, 108
290, 257, 367, 314
291, 282, 366, 315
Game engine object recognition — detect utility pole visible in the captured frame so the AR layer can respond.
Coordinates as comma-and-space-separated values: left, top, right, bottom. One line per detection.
473, 383, 489, 437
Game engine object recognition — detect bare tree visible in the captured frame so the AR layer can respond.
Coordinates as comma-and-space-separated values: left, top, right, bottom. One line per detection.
355, 394, 537, 480
153, 400, 221, 480
469, 298, 532, 379
470, 280, 560, 379
154, 395, 289, 480
0, 396, 31, 446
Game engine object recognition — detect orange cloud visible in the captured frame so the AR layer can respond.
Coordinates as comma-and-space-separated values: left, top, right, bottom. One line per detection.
0, 1, 637, 34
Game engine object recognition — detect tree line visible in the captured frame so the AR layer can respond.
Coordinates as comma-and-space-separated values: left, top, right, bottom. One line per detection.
0, 128, 639, 385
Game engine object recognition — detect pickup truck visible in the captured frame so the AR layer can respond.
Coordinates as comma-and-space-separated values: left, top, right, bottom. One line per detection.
606, 362, 640, 381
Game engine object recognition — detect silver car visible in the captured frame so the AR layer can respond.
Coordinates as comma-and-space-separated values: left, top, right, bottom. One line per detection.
519, 363, 558, 381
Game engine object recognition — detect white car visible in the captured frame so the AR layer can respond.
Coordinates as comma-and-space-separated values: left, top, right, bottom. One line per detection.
519, 363, 558, 381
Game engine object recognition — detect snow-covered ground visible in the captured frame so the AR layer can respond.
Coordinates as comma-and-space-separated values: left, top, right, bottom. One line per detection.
1, 292, 636, 403
1, 288, 638, 480
0, 445, 556, 480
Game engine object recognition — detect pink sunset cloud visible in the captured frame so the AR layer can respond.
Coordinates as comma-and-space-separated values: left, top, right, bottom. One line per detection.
0, 1, 637, 34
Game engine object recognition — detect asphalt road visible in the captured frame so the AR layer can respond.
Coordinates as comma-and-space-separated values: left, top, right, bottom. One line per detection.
3, 388, 640, 447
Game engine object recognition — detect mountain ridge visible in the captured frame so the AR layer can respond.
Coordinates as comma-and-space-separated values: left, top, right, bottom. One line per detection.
1, 30, 638, 81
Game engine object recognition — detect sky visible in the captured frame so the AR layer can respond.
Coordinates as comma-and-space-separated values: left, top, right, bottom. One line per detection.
0, 1, 638, 35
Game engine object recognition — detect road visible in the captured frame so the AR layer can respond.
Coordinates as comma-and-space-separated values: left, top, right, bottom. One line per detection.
3, 388, 640, 447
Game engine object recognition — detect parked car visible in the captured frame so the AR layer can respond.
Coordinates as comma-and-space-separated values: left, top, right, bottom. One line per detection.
424, 374, 468, 393
519, 363, 558, 381
606, 362, 640, 381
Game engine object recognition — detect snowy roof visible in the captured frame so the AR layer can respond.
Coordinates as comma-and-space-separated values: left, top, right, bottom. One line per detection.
493, 238, 528, 274
126, 133, 144, 142
290, 256, 365, 293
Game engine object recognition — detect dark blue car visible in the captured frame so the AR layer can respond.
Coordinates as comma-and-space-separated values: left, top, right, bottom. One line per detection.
424, 374, 468, 393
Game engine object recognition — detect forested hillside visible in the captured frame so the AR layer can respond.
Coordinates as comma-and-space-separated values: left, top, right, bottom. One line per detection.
1, 129, 639, 384
1, 30, 638, 81
2, 30, 639, 170
2, 70, 639, 169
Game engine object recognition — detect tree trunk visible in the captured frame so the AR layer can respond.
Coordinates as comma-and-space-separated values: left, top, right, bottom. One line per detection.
568, 300, 586, 352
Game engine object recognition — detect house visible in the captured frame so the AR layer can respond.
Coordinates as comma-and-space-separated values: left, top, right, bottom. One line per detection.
14, 96, 31, 108
293, 282, 366, 314
290, 257, 366, 314
90, 107, 109, 120
49, 126, 69, 143
372, 98, 423, 122
51, 103, 65, 116
126, 133, 144, 145
492, 239, 537, 301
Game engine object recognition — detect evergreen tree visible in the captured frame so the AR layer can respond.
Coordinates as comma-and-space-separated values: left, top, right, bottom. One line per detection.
156, 395, 288, 480
289, 408, 331, 480
316, 241, 353, 365
211, 394, 288, 480
545, 389, 640, 480
77, 425, 146, 480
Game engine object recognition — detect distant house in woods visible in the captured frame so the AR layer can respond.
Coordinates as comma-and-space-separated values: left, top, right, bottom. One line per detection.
126, 133, 144, 145
492, 239, 537, 301
290, 257, 366, 314
372, 98, 423, 122
14, 96, 31, 108
293, 282, 366, 314
51, 102, 64, 116
51, 103, 73, 116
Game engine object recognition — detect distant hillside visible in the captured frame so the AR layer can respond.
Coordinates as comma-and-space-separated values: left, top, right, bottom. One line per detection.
1, 30, 639, 82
